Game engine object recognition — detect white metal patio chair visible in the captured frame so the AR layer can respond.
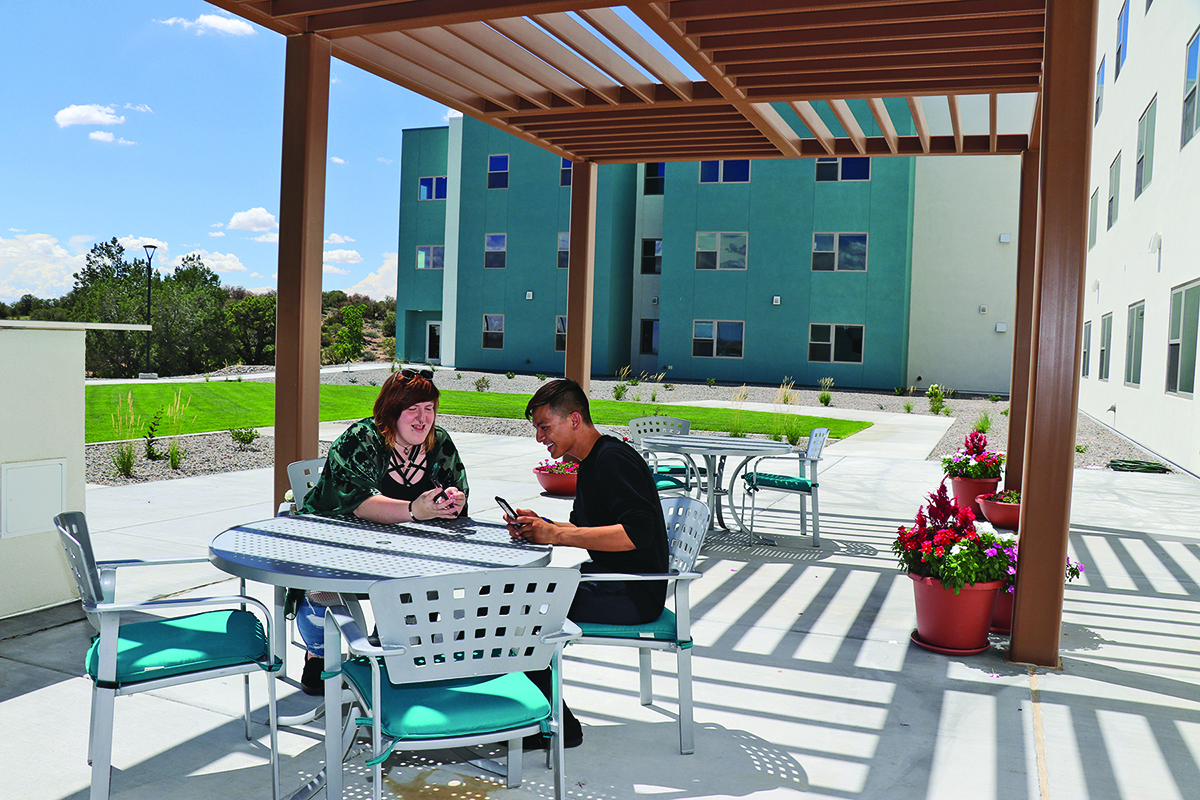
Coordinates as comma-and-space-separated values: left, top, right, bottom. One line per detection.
54, 511, 280, 800
279, 456, 326, 515
627, 415, 703, 496
571, 496, 709, 754
321, 567, 582, 800
740, 427, 829, 547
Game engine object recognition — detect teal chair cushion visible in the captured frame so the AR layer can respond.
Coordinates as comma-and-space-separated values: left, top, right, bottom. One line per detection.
578, 608, 678, 642
655, 465, 707, 476
85, 609, 268, 686
745, 472, 815, 492
340, 662, 550, 740
654, 475, 688, 492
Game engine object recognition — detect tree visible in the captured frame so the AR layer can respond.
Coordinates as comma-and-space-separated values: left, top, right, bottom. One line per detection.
151, 255, 230, 375
326, 304, 365, 363
226, 293, 277, 365
69, 240, 147, 377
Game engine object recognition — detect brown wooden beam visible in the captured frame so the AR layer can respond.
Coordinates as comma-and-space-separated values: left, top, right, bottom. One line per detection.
722, 47, 1044, 76
711, 31, 1045, 63
1009, 0, 1099, 668
274, 33, 330, 507
696, 15, 1044, 51
301, 0, 618, 37
742, 75, 1042, 99
1007, 148, 1040, 493
565, 161, 597, 394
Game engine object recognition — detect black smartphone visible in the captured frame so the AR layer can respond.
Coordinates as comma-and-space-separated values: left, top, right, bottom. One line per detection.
495, 495, 518, 521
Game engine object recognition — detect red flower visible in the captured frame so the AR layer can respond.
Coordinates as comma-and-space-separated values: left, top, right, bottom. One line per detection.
935, 546, 946, 557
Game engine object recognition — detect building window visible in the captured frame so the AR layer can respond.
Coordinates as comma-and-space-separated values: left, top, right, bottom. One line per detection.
555, 315, 567, 352
418, 176, 447, 200
1099, 313, 1113, 380
482, 314, 504, 349
1136, 98, 1156, 198
644, 162, 665, 195
485, 233, 506, 268
1107, 153, 1120, 229
815, 157, 871, 182
557, 232, 569, 269
640, 319, 659, 355
812, 233, 868, 271
809, 323, 865, 363
641, 239, 662, 274
1095, 59, 1105, 125
1088, 190, 1099, 250
1125, 302, 1145, 386
1082, 320, 1092, 377
692, 319, 744, 358
1116, 1, 1129, 80
560, 157, 572, 187
699, 159, 750, 184
1182, 30, 1199, 147
1167, 280, 1200, 396
487, 154, 509, 189
416, 245, 444, 270
695, 232, 747, 270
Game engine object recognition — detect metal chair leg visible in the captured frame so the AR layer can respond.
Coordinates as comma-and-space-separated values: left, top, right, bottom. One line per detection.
639, 648, 653, 705
677, 646, 694, 755
91, 686, 116, 800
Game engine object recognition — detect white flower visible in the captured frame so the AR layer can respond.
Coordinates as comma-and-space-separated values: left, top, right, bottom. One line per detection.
950, 544, 965, 555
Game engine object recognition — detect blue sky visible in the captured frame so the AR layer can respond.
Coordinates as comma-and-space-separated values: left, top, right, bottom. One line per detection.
0, 1, 451, 303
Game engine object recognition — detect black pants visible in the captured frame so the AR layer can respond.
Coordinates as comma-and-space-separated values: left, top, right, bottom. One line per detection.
527, 580, 651, 738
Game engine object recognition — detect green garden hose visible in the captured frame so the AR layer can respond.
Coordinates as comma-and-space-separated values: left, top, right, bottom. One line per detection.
1107, 459, 1172, 473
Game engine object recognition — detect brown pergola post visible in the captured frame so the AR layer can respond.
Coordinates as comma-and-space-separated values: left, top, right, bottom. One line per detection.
273, 33, 330, 506
1009, 0, 1099, 667
1006, 150, 1041, 492
565, 160, 597, 396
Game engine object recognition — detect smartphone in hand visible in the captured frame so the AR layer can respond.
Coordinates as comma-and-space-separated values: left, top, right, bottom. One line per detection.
495, 495, 518, 520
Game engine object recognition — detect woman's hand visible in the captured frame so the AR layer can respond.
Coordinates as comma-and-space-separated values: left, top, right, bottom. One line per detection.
412, 486, 463, 521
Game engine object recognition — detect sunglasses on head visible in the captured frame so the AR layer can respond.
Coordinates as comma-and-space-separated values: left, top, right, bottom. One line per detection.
401, 367, 434, 381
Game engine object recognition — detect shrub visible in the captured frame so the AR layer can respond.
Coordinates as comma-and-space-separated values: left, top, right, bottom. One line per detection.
818, 391, 832, 406
926, 383, 946, 415
612, 382, 628, 401
109, 392, 140, 478
143, 409, 166, 461
974, 412, 992, 434
705, 377, 716, 387
164, 389, 194, 471
505, 371, 515, 379
474, 376, 490, 392
230, 427, 261, 450
988, 394, 1003, 402
168, 439, 186, 470
1075, 444, 1088, 453
536, 373, 546, 381
904, 401, 914, 413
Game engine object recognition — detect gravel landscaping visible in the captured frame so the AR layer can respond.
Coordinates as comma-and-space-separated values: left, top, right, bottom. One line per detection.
85, 364, 1167, 486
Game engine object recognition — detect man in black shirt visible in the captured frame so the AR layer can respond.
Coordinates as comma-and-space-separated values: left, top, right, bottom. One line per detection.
506, 378, 669, 748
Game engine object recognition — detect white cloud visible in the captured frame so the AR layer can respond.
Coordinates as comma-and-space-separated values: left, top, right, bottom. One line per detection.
377, 157, 394, 165
89, 131, 136, 145
325, 233, 356, 244
228, 207, 277, 232
158, 14, 255, 36
68, 235, 93, 247
323, 264, 350, 275
250, 272, 261, 278
209, 231, 226, 237
330, 73, 341, 84
210, 222, 225, 228
124, 103, 153, 114
323, 249, 362, 264
345, 253, 398, 299
55, 104, 125, 128
172, 249, 247, 273
117, 236, 169, 254
254, 232, 279, 243
0, 234, 87, 301
8, 228, 26, 233
443, 107, 463, 121
330, 156, 345, 164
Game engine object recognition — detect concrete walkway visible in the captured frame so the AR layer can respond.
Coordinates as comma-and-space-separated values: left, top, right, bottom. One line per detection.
5, 418, 1200, 800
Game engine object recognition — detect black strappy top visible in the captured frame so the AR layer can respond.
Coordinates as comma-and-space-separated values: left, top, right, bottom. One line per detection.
378, 444, 435, 502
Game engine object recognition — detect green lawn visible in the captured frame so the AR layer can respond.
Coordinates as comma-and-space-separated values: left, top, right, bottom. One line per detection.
85, 382, 872, 443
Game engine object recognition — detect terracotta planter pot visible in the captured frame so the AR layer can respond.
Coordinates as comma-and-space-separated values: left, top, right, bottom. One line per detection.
909, 574, 1003, 655
949, 476, 1000, 519
991, 590, 1014, 634
978, 496, 1021, 529
534, 469, 576, 496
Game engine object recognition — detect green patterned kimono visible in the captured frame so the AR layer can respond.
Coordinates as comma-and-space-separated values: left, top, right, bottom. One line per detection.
299, 418, 469, 517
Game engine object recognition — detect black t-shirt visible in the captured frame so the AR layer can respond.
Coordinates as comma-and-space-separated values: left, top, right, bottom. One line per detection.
569, 435, 669, 619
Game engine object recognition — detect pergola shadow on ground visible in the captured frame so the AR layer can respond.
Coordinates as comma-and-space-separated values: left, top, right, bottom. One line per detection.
9, 501, 1200, 800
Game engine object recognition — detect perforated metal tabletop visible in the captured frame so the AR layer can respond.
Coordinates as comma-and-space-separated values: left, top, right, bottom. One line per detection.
209, 514, 552, 592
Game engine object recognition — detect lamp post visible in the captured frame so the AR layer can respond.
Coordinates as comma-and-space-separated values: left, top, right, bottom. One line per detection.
143, 244, 157, 376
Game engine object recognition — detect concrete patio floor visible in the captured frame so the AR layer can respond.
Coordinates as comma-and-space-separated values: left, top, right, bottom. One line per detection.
4, 411, 1200, 800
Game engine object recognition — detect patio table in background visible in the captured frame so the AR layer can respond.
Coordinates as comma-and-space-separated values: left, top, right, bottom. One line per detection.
640, 434, 793, 537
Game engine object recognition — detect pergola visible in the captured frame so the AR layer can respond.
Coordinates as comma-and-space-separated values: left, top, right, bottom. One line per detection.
209, 0, 1099, 667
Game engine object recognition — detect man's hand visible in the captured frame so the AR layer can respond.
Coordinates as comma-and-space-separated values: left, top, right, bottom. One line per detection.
506, 507, 557, 544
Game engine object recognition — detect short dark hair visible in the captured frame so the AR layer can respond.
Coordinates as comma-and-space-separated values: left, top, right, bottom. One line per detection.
526, 378, 592, 424
374, 370, 439, 450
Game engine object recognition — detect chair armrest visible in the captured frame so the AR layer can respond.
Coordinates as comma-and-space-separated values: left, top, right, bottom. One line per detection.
98, 556, 212, 569
91, 593, 273, 624
542, 620, 582, 645
581, 571, 700, 582
324, 604, 390, 656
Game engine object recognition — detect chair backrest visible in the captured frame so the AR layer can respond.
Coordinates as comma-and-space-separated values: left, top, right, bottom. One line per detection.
805, 428, 830, 460
54, 512, 104, 608
287, 458, 326, 507
368, 567, 581, 684
628, 416, 690, 445
660, 497, 709, 574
